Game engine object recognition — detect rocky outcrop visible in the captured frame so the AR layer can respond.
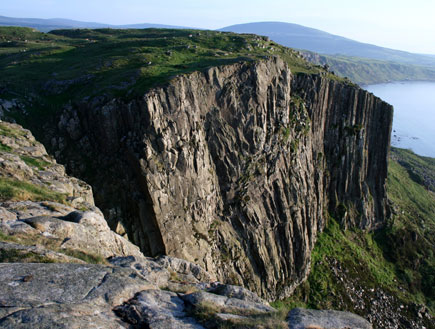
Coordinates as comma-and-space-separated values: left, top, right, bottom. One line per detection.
51, 56, 393, 300
0, 120, 144, 262
0, 263, 155, 329
0, 121, 93, 207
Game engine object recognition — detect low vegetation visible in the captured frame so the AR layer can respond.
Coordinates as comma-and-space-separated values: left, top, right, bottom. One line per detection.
0, 248, 55, 263
0, 26, 345, 128
0, 177, 67, 203
19, 155, 51, 170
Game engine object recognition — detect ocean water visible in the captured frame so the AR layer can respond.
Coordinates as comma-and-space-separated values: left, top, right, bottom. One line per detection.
365, 81, 435, 158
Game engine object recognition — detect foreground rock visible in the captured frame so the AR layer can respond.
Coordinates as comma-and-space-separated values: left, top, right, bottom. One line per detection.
0, 201, 145, 261
287, 308, 373, 329
114, 289, 205, 329
0, 263, 155, 328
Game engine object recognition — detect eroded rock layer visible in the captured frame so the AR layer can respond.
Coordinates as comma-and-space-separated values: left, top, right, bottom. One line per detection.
52, 57, 393, 300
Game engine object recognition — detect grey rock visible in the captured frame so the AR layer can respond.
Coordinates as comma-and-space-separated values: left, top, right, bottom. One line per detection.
207, 283, 269, 305
114, 289, 205, 329
156, 256, 216, 283
1, 202, 144, 260
20, 213, 144, 258
1, 201, 76, 221
287, 308, 372, 329
109, 255, 171, 287
0, 263, 156, 328
215, 313, 249, 321
109, 255, 214, 289
0, 207, 17, 221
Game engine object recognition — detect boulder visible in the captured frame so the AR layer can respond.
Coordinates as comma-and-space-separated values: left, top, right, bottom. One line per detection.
114, 289, 205, 329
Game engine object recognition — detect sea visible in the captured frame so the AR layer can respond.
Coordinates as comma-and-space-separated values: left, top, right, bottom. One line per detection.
365, 81, 435, 158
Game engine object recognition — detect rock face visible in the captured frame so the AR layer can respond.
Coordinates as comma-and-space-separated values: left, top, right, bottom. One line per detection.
0, 120, 372, 328
0, 263, 155, 329
51, 57, 393, 300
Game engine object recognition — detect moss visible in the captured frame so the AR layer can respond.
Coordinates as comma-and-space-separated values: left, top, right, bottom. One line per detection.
168, 269, 181, 282
344, 124, 364, 136
0, 123, 26, 138
20, 155, 51, 170
0, 229, 16, 242
0, 142, 12, 152
290, 139, 299, 153
280, 126, 291, 142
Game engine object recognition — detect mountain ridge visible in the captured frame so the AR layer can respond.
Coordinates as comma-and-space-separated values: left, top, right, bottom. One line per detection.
0, 15, 191, 32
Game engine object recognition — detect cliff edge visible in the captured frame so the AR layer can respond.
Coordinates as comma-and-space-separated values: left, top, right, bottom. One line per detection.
51, 57, 393, 300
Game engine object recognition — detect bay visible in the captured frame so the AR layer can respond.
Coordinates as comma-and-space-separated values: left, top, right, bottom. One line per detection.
365, 81, 435, 158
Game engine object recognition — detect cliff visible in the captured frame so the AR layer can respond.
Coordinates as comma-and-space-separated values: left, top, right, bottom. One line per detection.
49, 56, 393, 300
1, 120, 375, 328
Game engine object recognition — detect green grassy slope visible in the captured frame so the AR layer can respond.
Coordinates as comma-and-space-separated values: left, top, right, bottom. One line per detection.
302, 51, 435, 85
384, 148, 435, 305
0, 27, 339, 103
0, 26, 348, 132
273, 148, 435, 328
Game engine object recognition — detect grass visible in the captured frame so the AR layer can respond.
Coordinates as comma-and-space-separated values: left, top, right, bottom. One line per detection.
0, 142, 12, 152
0, 177, 67, 203
61, 249, 107, 264
19, 155, 51, 170
390, 147, 435, 192
380, 148, 435, 310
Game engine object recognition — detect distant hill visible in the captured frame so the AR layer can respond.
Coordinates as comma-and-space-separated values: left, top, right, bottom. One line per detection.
301, 51, 435, 85
220, 22, 435, 67
0, 15, 189, 32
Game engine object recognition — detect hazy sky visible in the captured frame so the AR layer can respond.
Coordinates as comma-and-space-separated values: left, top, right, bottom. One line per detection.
3, 0, 435, 54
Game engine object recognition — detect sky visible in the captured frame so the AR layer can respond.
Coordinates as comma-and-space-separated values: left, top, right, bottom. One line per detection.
2, 0, 435, 54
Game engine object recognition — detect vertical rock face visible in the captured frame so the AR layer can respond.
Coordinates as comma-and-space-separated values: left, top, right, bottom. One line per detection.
53, 57, 393, 300
292, 74, 392, 229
